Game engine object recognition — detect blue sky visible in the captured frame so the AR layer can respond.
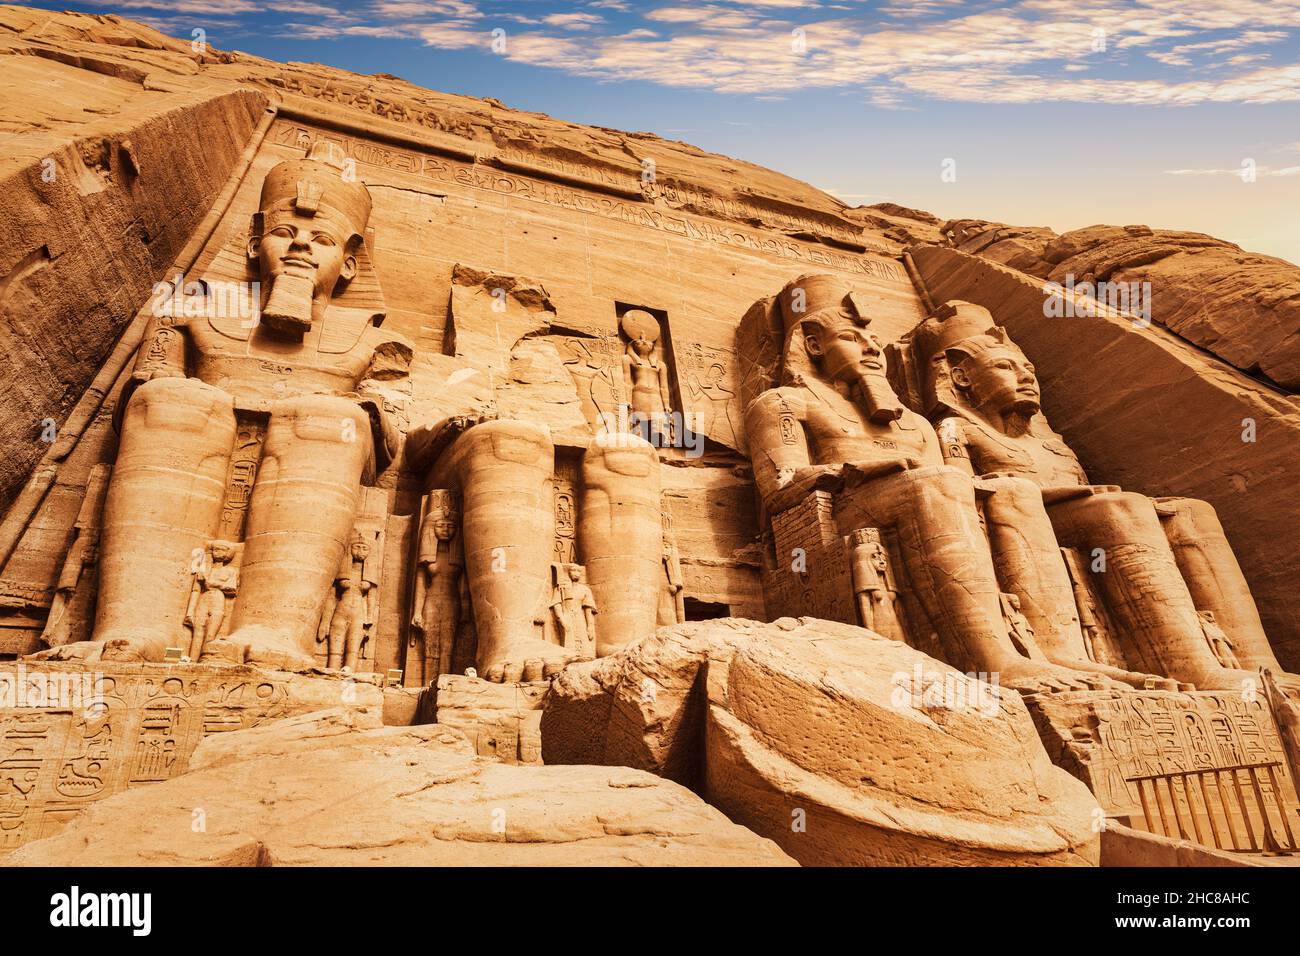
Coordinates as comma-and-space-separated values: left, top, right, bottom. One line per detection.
33, 1, 1300, 263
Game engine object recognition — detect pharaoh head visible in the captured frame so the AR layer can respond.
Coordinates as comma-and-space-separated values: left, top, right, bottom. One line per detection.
349, 533, 371, 562
777, 274, 902, 423
948, 337, 1040, 420
911, 300, 1040, 423
249, 140, 372, 337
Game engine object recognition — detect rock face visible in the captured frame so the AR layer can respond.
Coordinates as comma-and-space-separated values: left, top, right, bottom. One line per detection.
9, 710, 795, 867
547, 618, 1101, 866
936, 219, 1300, 391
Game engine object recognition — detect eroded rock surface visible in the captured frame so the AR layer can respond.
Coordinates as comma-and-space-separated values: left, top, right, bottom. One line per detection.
546, 617, 1100, 866
935, 219, 1300, 390
10, 707, 795, 867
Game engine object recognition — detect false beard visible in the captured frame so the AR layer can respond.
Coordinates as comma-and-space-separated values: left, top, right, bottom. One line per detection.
851, 372, 905, 425
260, 272, 316, 338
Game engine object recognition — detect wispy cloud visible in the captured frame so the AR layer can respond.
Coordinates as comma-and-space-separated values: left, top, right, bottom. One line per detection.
96, 0, 1300, 107
1164, 165, 1300, 176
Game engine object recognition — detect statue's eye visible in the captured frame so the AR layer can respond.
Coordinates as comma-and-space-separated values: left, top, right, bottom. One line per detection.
839, 332, 858, 341
268, 226, 294, 238
313, 234, 336, 247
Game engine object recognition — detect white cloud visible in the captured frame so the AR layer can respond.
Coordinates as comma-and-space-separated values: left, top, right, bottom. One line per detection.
129, 0, 1300, 108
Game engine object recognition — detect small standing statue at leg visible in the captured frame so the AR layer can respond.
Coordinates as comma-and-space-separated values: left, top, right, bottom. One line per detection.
410, 490, 464, 684
1199, 610, 1242, 669
658, 532, 686, 626
548, 563, 598, 662
320, 532, 378, 671
183, 540, 241, 661
1000, 592, 1046, 661
848, 528, 905, 643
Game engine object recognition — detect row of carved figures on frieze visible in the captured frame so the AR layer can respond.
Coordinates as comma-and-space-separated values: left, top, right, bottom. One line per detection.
743, 273, 1299, 699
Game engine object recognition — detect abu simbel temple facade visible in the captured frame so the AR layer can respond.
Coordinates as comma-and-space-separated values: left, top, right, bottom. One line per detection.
2, 5, 1300, 867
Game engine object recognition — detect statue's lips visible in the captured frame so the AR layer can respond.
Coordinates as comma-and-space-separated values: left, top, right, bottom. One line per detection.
277, 256, 318, 270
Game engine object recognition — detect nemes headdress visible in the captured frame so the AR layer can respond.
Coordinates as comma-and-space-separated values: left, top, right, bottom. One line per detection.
257, 140, 372, 241
904, 300, 1019, 417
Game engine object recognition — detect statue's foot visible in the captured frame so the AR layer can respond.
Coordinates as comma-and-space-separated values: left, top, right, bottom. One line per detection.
82, 631, 168, 662
25, 640, 106, 663
1060, 659, 1180, 692
1117, 670, 1181, 692
224, 626, 316, 672
479, 638, 589, 683
999, 659, 1124, 695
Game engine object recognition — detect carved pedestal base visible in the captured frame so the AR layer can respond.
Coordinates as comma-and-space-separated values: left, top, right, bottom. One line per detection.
432, 673, 546, 764
1027, 689, 1300, 851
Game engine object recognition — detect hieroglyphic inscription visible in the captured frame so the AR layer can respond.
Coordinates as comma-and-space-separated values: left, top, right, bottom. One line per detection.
218, 417, 266, 540
677, 340, 741, 450
271, 124, 910, 278
0, 664, 297, 854
1030, 691, 1295, 823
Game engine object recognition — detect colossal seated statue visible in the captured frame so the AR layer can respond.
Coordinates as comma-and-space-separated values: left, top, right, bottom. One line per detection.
406, 416, 662, 683
92, 141, 411, 667
742, 275, 1131, 694
901, 300, 1292, 693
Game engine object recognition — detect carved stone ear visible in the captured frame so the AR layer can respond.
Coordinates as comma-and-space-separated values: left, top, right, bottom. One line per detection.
801, 322, 824, 357
950, 365, 971, 389
247, 212, 264, 262
340, 253, 358, 283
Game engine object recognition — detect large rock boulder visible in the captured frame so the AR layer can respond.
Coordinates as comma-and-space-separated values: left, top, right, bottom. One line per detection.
545, 617, 1100, 866
9, 707, 794, 867
542, 618, 763, 787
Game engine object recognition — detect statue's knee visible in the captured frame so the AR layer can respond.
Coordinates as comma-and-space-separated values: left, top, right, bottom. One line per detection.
585, 432, 656, 479
270, 395, 371, 448
905, 464, 973, 502
1158, 494, 1220, 527
461, 418, 553, 468
127, 377, 233, 432
985, 475, 1048, 519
